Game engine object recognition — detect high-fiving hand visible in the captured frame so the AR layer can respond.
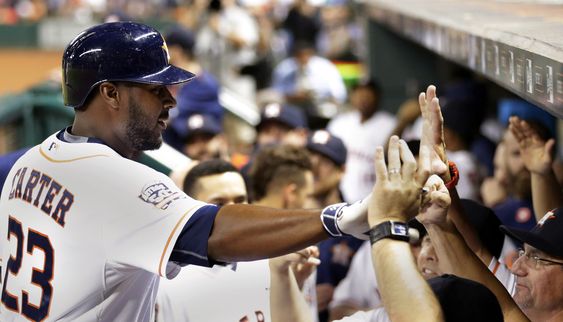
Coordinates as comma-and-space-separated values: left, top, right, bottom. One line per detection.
368, 135, 431, 227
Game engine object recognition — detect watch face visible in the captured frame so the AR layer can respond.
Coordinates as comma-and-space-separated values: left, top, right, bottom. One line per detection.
392, 224, 408, 235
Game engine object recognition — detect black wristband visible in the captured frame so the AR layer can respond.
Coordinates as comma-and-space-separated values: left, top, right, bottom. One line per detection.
369, 221, 411, 245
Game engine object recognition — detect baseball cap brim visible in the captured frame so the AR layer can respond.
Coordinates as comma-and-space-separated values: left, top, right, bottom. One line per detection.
307, 143, 344, 166
500, 225, 560, 256
124, 65, 196, 85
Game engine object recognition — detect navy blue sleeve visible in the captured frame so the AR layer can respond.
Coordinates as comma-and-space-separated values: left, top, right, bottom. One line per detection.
170, 204, 220, 267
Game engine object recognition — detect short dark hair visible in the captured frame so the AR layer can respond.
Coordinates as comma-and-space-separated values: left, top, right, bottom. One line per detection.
183, 159, 240, 196
352, 78, 381, 95
249, 145, 312, 201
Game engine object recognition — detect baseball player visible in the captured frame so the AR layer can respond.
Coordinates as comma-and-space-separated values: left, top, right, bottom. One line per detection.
157, 159, 270, 322
0, 22, 369, 322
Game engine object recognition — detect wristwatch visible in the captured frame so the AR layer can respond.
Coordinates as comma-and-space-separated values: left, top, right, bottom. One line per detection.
369, 221, 412, 245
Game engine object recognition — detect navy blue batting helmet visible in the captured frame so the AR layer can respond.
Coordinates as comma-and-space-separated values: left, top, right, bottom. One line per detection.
62, 21, 195, 108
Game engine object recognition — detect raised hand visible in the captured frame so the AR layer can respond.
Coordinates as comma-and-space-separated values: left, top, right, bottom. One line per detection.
368, 136, 431, 227
418, 85, 449, 177
509, 116, 555, 175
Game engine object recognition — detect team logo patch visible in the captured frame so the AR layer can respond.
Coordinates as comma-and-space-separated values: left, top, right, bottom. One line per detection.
139, 182, 185, 210
312, 130, 331, 145
264, 103, 281, 118
188, 114, 204, 129
515, 207, 532, 223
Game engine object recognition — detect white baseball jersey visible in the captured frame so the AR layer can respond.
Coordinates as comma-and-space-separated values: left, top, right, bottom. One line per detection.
156, 260, 320, 322
157, 260, 271, 322
0, 129, 218, 322
327, 111, 396, 203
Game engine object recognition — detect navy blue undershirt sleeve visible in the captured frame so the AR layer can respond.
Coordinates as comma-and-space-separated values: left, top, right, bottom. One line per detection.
170, 204, 221, 267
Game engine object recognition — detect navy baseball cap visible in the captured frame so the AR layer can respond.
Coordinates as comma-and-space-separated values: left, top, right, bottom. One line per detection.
500, 208, 563, 258
257, 103, 307, 130
460, 199, 505, 259
306, 130, 347, 166
165, 26, 195, 54
429, 274, 503, 322
170, 114, 222, 141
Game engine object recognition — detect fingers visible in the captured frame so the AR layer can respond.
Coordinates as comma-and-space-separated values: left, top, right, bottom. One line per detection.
426, 85, 436, 101
387, 136, 401, 179
417, 145, 431, 186
509, 116, 528, 142
296, 247, 321, 265
419, 91, 427, 114
374, 146, 388, 182
399, 139, 417, 179
430, 97, 444, 144
430, 190, 451, 208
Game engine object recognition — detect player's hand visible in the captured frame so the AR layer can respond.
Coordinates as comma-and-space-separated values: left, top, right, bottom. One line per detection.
419, 85, 449, 178
509, 116, 555, 175
417, 175, 451, 226
368, 136, 431, 227
269, 246, 320, 289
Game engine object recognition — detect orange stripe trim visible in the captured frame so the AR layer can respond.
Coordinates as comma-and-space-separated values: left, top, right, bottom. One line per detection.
158, 205, 200, 277
39, 147, 109, 163
492, 260, 501, 275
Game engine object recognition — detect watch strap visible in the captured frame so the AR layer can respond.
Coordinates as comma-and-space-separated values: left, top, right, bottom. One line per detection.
369, 221, 410, 245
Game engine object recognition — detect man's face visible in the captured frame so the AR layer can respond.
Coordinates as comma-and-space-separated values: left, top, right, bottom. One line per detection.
503, 131, 526, 176
193, 172, 248, 207
493, 142, 508, 185
350, 86, 378, 116
417, 235, 441, 280
511, 244, 563, 314
295, 48, 314, 67
256, 122, 292, 147
502, 131, 531, 197
183, 133, 225, 161
124, 84, 174, 152
309, 152, 342, 192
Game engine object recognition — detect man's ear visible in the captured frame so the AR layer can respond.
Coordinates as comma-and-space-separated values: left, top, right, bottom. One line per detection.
99, 82, 121, 109
282, 183, 298, 208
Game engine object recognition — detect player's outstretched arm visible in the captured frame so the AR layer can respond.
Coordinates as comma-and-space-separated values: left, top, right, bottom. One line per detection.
509, 115, 562, 220
269, 247, 319, 322
368, 136, 442, 322
418, 85, 491, 263
208, 206, 327, 262
207, 196, 371, 262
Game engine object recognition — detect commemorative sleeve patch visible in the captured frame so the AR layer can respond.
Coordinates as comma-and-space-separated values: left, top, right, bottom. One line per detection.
139, 182, 187, 210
